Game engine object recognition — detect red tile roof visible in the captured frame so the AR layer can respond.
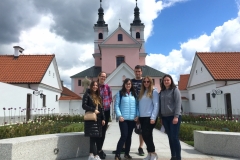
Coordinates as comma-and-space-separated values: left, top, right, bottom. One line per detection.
197, 52, 240, 80
60, 86, 82, 100
178, 74, 190, 90
0, 55, 54, 83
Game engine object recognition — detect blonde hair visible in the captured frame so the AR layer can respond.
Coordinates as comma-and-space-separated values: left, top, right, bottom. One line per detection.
139, 76, 154, 100
91, 94, 102, 108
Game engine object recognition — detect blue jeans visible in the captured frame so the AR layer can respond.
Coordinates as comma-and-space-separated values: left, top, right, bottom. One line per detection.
162, 115, 181, 159
116, 120, 135, 155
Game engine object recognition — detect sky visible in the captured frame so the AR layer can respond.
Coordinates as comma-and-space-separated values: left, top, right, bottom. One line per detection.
0, 0, 240, 89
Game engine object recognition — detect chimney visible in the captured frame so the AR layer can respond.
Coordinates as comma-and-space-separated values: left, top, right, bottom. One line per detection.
13, 46, 24, 57
61, 80, 64, 87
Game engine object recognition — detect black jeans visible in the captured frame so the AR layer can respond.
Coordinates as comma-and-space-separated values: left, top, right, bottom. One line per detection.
139, 117, 157, 152
97, 110, 110, 151
116, 120, 135, 155
90, 137, 101, 156
162, 115, 182, 159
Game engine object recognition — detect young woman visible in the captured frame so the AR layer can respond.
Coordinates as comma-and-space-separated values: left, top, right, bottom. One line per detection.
138, 76, 159, 160
159, 74, 182, 160
114, 78, 139, 160
82, 81, 105, 160
97, 71, 112, 159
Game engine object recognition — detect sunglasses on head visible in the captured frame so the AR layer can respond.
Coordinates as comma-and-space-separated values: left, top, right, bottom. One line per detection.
143, 81, 150, 83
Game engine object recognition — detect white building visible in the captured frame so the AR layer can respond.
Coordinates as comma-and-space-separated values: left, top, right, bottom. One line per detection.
180, 52, 240, 119
0, 46, 66, 125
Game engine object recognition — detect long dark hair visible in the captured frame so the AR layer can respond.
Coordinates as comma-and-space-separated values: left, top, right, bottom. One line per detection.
160, 74, 176, 91
90, 81, 100, 97
120, 78, 137, 98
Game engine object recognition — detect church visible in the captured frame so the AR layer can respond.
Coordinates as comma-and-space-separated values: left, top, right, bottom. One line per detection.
71, 0, 165, 100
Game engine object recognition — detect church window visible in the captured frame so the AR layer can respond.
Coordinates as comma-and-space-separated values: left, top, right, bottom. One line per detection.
118, 34, 123, 41
99, 33, 103, 39
116, 56, 125, 67
136, 32, 140, 39
152, 79, 155, 85
78, 80, 81, 86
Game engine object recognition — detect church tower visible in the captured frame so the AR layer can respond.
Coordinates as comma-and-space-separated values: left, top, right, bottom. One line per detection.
130, 0, 146, 65
93, 0, 108, 66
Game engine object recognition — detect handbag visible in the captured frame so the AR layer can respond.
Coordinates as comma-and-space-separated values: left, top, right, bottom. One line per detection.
84, 104, 98, 121
134, 124, 142, 134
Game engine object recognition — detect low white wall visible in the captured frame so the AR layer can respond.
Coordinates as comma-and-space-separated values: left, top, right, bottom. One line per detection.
0, 132, 89, 160
194, 131, 240, 158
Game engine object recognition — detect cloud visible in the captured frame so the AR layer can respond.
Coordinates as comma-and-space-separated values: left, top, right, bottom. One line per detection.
146, 9, 240, 83
0, 0, 40, 44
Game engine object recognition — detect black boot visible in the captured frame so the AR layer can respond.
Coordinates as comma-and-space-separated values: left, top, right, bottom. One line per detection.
99, 150, 106, 159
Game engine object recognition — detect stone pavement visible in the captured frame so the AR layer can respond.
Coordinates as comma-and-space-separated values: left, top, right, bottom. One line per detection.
67, 121, 237, 160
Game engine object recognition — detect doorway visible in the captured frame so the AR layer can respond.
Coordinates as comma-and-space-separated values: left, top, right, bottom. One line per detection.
225, 93, 232, 120
26, 94, 31, 121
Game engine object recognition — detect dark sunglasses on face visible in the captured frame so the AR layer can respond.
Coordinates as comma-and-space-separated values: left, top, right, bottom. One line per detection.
143, 81, 150, 83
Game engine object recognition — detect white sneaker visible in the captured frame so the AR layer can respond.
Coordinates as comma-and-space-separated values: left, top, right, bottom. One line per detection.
150, 153, 158, 160
143, 153, 151, 160
88, 155, 95, 160
94, 155, 101, 160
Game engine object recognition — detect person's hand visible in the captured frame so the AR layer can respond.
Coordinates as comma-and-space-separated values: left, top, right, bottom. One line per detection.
134, 117, 138, 122
102, 120, 105, 126
150, 119, 155, 124
95, 110, 100, 114
173, 117, 178, 124
119, 116, 124, 122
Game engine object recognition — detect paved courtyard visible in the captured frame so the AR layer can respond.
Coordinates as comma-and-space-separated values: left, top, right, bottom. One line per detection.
67, 121, 237, 160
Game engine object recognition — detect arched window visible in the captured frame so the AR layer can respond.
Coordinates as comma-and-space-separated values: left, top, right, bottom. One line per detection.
99, 33, 103, 39
136, 32, 140, 39
116, 56, 125, 67
118, 34, 123, 41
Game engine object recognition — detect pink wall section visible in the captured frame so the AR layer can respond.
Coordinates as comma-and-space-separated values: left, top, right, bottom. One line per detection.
152, 78, 161, 92
101, 48, 140, 74
104, 29, 137, 44
139, 57, 145, 65
73, 77, 99, 96
95, 57, 101, 66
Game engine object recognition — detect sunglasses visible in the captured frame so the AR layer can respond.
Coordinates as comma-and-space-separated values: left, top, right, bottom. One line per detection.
143, 81, 150, 83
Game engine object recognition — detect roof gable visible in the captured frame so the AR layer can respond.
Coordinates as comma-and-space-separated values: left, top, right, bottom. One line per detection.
105, 63, 135, 85
101, 26, 140, 45
197, 52, 240, 80
0, 55, 54, 83
187, 54, 214, 87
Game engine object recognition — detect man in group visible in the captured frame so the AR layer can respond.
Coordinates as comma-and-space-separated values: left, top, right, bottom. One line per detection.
131, 65, 145, 156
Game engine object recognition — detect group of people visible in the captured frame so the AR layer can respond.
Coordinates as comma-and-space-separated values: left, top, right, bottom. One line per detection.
82, 65, 182, 160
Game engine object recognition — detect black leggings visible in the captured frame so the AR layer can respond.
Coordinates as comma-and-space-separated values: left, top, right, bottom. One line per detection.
97, 110, 110, 151
139, 117, 157, 152
90, 137, 101, 156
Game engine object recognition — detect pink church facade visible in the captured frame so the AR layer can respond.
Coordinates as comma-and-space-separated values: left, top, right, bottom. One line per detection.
71, 0, 165, 96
